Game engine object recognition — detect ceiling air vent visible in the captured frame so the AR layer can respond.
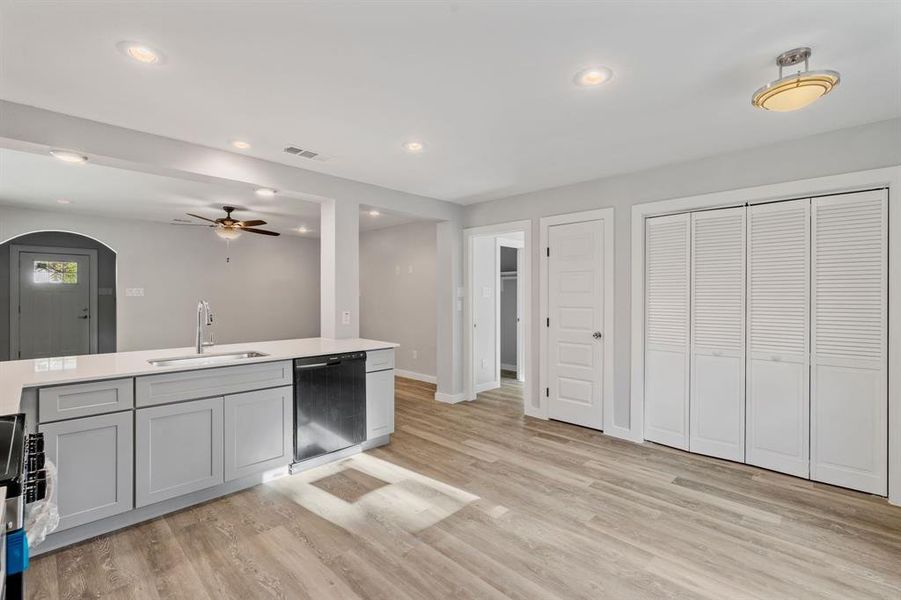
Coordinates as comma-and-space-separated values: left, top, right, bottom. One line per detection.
284, 145, 330, 161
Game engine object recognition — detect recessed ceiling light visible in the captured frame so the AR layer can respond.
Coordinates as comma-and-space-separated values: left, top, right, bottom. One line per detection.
56, 199, 71, 205
574, 66, 614, 87
296, 226, 309, 234
49, 150, 88, 164
231, 140, 251, 150
751, 47, 840, 112
402, 141, 424, 153
255, 187, 277, 198
116, 41, 164, 65
368, 210, 380, 217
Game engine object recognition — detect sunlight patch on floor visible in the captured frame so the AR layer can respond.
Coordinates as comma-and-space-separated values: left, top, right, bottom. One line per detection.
267, 453, 480, 534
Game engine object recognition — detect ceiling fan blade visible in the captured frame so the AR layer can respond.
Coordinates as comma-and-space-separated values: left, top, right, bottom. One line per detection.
170, 223, 212, 227
242, 227, 280, 236
239, 219, 267, 227
186, 213, 218, 223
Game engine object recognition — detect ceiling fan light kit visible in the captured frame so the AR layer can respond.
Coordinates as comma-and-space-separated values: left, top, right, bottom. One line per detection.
751, 47, 840, 112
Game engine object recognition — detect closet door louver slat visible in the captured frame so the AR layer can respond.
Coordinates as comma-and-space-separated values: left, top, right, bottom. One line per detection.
689, 207, 745, 461
746, 199, 810, 478
811, 190, 887, 495
644, 213, 690, 450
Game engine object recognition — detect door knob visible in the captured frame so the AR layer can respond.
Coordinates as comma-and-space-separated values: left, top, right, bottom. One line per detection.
77, 315, 89, 320
593, 331, 603, 339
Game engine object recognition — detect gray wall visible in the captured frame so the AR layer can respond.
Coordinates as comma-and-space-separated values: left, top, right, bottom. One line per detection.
463, 117, 901, 430
500, 246, 517, 369
360, 221, 437, 378
0, 206, 321, 355
0, 231, 117, 360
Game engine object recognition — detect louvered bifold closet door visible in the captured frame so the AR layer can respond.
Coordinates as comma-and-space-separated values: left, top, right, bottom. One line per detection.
746, 199, 810, 478
811, 190, 887, 495
689, 207, 745, 461
644, 213, 690, 449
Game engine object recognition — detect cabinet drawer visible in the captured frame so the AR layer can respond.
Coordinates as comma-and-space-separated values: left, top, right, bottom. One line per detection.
135, 361, 292, 407
365, 349, 395, 372
39, 379, 134, 423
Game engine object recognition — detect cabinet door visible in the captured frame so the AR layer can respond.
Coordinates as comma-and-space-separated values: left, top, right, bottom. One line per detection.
689, 207, 746, 462
224, 386, 293, 481
40, 411, 133, 531
135, 397, 223, 507
811, 190, 887, 495
366, 370, 394, 440
644, 213, 691, 450
746, 199, 810, 478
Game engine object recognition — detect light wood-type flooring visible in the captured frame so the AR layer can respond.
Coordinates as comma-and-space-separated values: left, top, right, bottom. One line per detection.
27, 376, 901, 599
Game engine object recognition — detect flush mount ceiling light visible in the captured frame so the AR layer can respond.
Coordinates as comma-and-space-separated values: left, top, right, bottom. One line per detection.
231, 140, 251, 150
49, 150, 88, 164
402, 141, 424, 153
574, 66, 614, 87
255, 187, 277, 197
56, 199, 71, 205
296, 226, 309, 234
368, 210, 380, 217
116, 41, 164, 65
751, 47, 840, 112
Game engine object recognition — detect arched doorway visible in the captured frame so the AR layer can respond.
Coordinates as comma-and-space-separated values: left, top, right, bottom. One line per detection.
1, 231, 117, 361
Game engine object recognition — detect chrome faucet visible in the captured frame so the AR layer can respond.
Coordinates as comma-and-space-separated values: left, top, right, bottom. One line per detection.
195, 301, 214, 354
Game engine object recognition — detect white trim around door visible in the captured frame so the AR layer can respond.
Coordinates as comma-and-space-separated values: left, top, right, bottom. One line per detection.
9, 244, 99, 359
539, 209, 616, 433
629, 165, 901, 506
463, 220, 533, 415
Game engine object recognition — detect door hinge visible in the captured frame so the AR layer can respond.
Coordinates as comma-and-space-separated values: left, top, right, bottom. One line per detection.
546, 317, 550, 327
546, 247, 550, 257
546, 387, 549, 397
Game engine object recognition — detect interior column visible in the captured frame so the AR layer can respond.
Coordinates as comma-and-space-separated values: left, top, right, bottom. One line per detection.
320, 198, 359, 339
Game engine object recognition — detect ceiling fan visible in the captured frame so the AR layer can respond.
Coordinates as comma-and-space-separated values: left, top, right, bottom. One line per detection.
183, 206, 280, 240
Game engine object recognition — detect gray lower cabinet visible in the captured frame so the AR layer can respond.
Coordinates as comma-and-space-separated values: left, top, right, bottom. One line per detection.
40, 411, 134, 531
366, 369, 395, 440
224, 386, 293, 481
135, 396, 224, 508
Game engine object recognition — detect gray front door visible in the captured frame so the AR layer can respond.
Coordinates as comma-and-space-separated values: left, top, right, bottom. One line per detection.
17, 250, 92, 359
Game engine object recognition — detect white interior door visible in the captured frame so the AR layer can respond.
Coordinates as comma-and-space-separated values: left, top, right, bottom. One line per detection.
516, 247, 525, 382
811, 190, 887, 495
17, 250, 92, 359
644, 213, 690, 449
746, 199, 810, 478
689, 207, 745, 461
472, 236, 499, 392
547, 220, 604, 429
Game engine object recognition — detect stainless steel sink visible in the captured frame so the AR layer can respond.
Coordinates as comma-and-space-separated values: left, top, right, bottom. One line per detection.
148, 351, 269, 367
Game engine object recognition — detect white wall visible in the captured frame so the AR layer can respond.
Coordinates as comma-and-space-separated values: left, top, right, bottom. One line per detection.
463, 117, 901, 431
0, 205, 320, 354
360, 221, 437, 379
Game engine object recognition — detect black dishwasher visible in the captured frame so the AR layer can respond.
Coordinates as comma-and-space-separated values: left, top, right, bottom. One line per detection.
294, 352, 367, 462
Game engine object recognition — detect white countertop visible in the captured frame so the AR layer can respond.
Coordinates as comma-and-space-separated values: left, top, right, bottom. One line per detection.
0, 337, 398, 415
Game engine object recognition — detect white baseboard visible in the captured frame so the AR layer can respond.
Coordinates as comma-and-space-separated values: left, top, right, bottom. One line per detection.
500, 363, 518, 372
435, 391, 467, 404
395, 369, 437, 384
474, 380, 500, 394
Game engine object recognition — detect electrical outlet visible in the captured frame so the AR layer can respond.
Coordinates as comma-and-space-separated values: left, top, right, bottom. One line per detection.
341, 311, 351, 325
125, 288, 144, 297
412, 350, 418, 360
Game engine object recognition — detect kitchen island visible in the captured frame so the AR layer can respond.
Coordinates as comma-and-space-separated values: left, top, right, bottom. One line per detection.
0, 337, 398, 554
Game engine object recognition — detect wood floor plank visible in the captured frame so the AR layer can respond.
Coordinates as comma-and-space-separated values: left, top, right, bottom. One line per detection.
26, 375, 901, 599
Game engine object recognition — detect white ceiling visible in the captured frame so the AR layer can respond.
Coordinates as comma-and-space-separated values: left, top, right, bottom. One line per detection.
1, 2, 899, 204
0, 149, 418, 235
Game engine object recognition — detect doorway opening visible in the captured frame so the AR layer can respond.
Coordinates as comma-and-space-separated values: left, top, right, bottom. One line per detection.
464, 220, 533, 416
2, 231, 117, 361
